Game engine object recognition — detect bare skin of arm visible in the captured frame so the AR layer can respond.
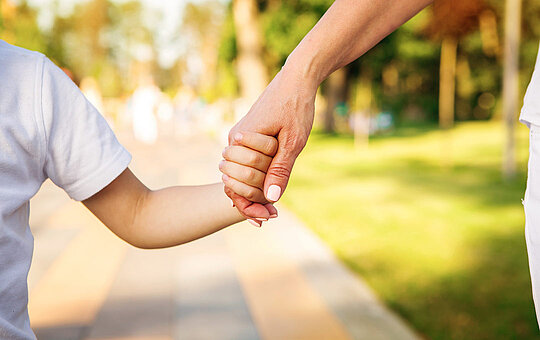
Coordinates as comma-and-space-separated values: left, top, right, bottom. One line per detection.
285, 0, 434, 86
83, 132, 278, 247
83, 168, 246, 249
227, 0, 434, 212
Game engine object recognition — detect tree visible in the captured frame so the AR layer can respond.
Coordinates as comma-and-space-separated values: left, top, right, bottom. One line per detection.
502, 0, 522, 178
181, 1, 225, 97
427, 0, 488, 130
323, 68, 348, 133
232, 0, 268, 102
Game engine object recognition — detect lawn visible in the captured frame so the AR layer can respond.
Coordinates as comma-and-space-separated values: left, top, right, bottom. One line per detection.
281, 121, 538, 339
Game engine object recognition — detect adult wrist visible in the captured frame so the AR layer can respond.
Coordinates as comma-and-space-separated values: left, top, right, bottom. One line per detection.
282, 52, 324, 93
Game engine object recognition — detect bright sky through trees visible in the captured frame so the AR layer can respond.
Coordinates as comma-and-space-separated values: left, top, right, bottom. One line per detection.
19, 0, 225, 67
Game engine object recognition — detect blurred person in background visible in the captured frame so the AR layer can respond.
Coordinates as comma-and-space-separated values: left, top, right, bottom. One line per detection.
173, 86, 197, 137
221, 0, 540, 325
130, 74, 160, 144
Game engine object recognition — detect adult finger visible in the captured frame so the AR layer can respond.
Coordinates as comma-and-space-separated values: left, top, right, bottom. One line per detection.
222, 174, 267, 203
219, 160, 265, 188
222, 146, 272, 173
224, 187, 271, 223
232, 131, 278, 157
263, 132, 304, 202
265, 203, 278, 218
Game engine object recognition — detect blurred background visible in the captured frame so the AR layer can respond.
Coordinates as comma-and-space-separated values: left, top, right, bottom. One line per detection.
2, 0, 540, 339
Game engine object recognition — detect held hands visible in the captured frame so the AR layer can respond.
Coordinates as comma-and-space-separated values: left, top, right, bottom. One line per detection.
219, 132, 279, 227
224, 68, 317, 219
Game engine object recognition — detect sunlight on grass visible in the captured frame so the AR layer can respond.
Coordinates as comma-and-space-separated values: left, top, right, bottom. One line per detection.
282, 121, 536, 339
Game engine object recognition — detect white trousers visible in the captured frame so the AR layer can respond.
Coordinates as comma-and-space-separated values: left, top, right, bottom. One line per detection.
525, 124, 540, 324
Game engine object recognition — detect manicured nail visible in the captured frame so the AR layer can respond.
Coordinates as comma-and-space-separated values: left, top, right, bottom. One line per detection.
266, 185, 281, 202
270, 214, 278, 218
255, 217, 268, 222
234, 132, 243, 142
247, 219, 260, 227
222, 174, 230, 182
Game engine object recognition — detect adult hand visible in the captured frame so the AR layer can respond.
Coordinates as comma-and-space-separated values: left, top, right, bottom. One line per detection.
223, 0, 433, 220
226, 66, 318, 217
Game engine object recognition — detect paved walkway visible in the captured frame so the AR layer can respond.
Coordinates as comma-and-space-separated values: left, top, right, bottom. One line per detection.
27, 132, 419, 340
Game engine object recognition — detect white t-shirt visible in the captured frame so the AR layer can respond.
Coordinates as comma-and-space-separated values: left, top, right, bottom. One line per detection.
520, 42, 540, 127
0, 41, 131, 339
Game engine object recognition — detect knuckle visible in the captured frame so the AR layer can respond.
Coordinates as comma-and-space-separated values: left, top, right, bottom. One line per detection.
281, 135, 298, 152
228, 131, 235, 143
281, 131, 307, 154
245, 169, 256, 181
248, 153, 260, 166
245, 189, 256, 201
270, 163, 291, 180
291, 137, 306, 151
268, 140, 278, 155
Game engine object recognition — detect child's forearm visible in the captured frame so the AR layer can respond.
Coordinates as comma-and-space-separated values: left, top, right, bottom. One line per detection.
83, 169, 244, 249
130, 183, 243, 248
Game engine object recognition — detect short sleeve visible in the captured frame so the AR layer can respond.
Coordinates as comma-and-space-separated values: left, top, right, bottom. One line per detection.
40, 57, 131, 201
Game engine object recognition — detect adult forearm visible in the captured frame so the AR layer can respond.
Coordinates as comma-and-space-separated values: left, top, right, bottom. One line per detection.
226, 0, 433, 212
284, 0, 433, 87
130, 183, 243, 249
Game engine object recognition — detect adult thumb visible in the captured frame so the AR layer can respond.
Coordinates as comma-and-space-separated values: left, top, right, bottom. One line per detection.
264, 143, 299, 202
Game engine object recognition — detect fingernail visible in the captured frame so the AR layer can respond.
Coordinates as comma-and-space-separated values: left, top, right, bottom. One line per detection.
266, 185, 281, 201
222, 174, 230, 182
255, 217, 268, 222
234, 132, 243, 142
270, 214, 278, 218
247, 219, 260, 227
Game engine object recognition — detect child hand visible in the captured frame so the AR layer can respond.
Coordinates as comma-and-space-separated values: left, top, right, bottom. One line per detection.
219, 132, 278, 224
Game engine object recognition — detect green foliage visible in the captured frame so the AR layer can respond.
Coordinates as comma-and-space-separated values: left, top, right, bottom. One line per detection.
261, 4, 319, 74
217, 0, 539, 122
215, 59, 239, 99
218, 10, 237, 63
351, 11, 441, 121
0, 1, 46, 53
215, 6, 239, 98
283, 121, 536, 339
258, 0, 333, 75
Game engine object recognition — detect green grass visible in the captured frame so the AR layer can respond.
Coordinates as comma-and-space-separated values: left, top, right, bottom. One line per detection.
282, 121, 538, 339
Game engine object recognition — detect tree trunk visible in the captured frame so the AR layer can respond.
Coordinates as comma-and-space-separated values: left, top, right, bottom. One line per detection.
324, 68, 347, 133
502, 0, 521, 179
353, 73, 372, 149
232, 0, 268, 103
439, 36, 458, 130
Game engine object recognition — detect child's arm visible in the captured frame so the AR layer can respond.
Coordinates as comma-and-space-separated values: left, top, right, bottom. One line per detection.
83, 133, 278, 249
38, 55, 274, 247
82, 134, 277, 249
82, 169, 248, 249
